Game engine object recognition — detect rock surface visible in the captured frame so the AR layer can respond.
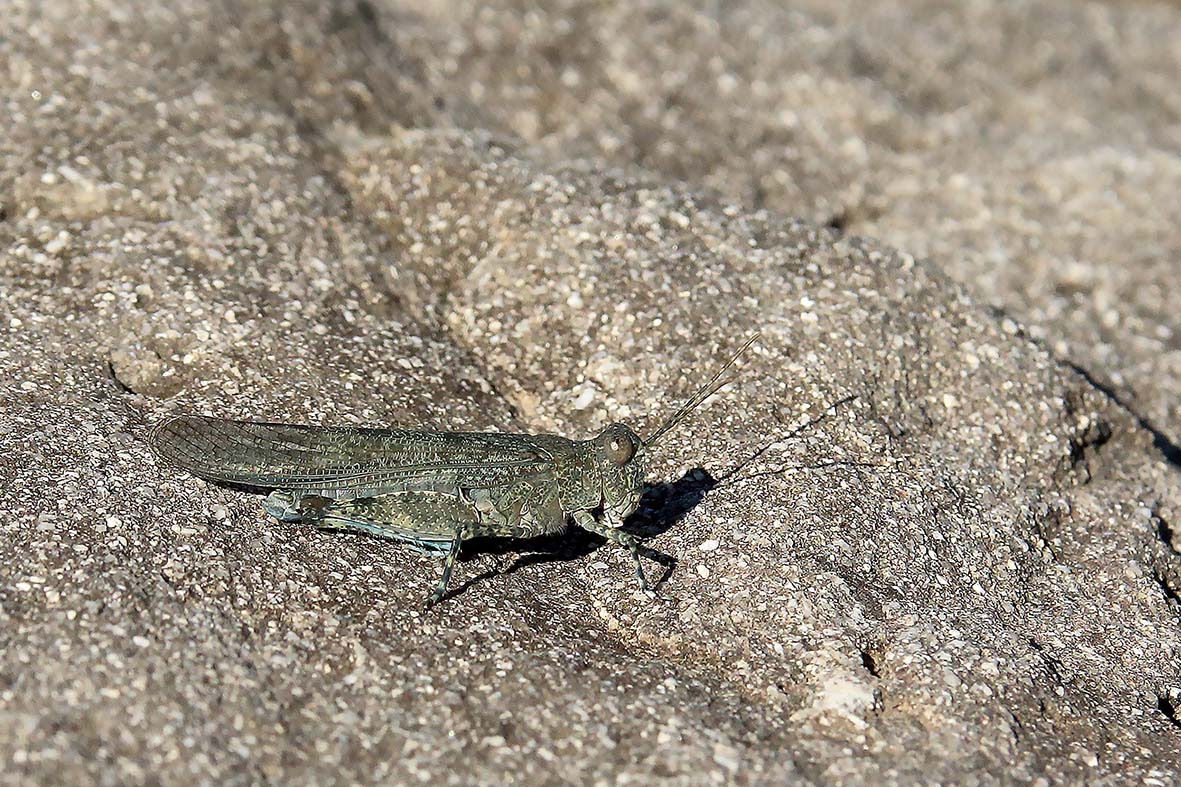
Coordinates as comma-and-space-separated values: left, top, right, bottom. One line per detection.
2, 1, 1180, 784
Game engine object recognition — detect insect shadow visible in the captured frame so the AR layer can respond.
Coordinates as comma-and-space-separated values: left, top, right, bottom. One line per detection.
450, 467, 718, 598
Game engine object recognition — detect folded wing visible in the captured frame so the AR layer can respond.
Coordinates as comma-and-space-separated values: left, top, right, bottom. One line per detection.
149, 415, 552, 498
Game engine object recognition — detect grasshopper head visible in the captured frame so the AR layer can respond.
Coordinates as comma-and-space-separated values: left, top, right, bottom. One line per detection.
595, 422, 646, 527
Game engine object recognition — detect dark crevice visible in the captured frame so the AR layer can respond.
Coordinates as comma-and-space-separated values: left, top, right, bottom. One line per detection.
1028, 638, 1065, 686
1160, 519, 1177, 551
987, 304, 1028, 338
1065, 361, 1181, 471
1059, 387, 1114, 484
353, 0, 379, 30
1146, 503, 1181, 616
1152, 568, 1181, 606
1154, 506, 1178, 556
479, 375, 520, 424
106, 357, 137, 395
981, 302, 1180, 472
825, 210, 848, 235
1158, 694, 1181, 730
1008, 710, 1024, 742
860, 648, 881, 678
1030, 507, 1062, 562
749, 179, 767, 211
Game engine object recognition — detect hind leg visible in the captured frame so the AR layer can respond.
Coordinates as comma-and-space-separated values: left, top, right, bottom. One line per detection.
311, 492, 487, 604
262, 491, 331, 522
319, 495, 463, 556
316, 515, 452, 554
265, 491, 456, 554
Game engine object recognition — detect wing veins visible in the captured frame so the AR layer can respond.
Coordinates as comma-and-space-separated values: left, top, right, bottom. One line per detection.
151, 416, 553, 492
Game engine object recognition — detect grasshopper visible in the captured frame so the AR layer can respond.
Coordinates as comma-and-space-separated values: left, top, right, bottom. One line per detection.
149, 335, 757, 605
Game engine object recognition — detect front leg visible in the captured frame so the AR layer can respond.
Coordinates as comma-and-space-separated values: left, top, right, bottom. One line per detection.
571, 510, 649, 592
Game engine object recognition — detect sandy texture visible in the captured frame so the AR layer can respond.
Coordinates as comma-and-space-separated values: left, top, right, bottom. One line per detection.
2, 1, 1180, 784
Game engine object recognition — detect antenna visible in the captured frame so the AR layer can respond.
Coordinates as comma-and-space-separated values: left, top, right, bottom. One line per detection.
644, 333, 760, 447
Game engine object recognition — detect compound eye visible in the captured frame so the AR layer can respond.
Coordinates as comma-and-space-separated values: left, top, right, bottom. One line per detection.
604, 430, 636, 466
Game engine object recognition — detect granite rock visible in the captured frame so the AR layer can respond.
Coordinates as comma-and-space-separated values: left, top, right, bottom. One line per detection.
2, 1, 1180, 785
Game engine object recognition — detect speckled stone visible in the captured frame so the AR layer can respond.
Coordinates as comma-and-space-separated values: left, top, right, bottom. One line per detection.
2, 1, 1180, 785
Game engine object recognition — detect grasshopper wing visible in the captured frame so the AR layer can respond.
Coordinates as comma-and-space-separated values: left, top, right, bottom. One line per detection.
149, 415, 553, 499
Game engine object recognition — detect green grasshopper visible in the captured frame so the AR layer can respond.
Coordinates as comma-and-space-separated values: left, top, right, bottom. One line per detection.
149, 336, 757, 605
